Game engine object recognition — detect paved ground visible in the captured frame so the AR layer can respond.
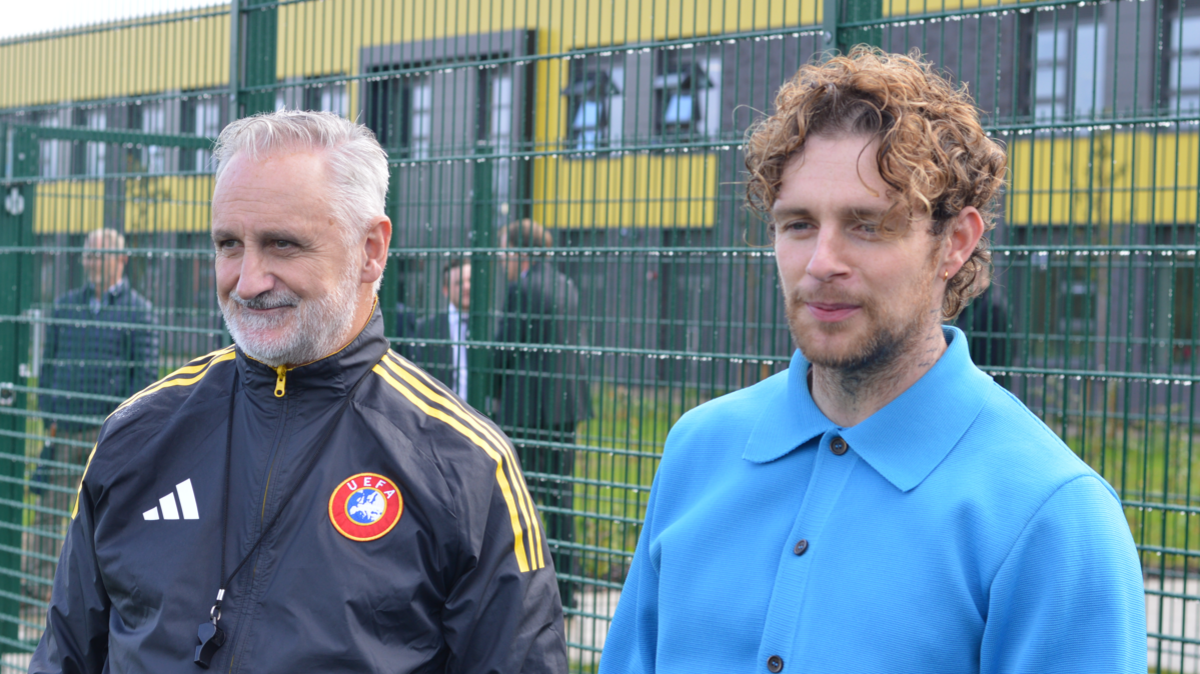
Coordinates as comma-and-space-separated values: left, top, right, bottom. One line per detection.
1148, 573, 1200, 673
566, 587, 622, 668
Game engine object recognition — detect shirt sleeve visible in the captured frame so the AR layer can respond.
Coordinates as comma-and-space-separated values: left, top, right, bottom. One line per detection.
981, 475, 1145, 673
441, 462, 566, 674
598, 484, 662, 674
29, 472, 111, 674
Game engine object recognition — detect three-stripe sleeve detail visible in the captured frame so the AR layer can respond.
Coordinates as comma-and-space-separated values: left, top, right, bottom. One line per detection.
115, 346, 236, 412
76, 347, 236, 519
372, 353, 545, 572
381, 352, 545, 569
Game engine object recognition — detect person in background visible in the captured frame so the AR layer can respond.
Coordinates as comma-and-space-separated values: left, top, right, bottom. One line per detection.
409, 259, 472, 400
495, 219, 592, 610
35, 227, 158, 491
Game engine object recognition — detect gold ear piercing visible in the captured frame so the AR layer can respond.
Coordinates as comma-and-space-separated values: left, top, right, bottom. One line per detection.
942, 270, 950, 281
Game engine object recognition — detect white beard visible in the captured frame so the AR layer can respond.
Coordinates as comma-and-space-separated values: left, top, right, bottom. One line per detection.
220, 264, 361, 367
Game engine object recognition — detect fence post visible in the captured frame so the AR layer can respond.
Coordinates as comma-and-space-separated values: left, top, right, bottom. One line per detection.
823, 0, 884, 57
0, 126, 37, 653
467, 145, 494, 414
232, 0, 278, 119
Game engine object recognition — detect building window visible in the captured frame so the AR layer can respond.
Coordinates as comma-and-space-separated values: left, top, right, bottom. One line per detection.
409, 76, 432, 159
1031, 19, 1107, 121
364, 66, 432, 159
139, 101, 168, 174
275, 75, 349, 118
653, 49, 720, 141
36, 110, 67, 179
303, 78, 349, 117
181, 95, 222, 172
1166, 13, 1200, 114
83, 108, 107, 177
562, 59, 623, 151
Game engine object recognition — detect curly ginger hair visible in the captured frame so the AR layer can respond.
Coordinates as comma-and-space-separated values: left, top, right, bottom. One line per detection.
744, 47, 1007, 319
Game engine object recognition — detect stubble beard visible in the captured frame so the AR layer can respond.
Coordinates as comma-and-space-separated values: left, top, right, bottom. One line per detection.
220, 265, 361, 368
786, 274, 938, 386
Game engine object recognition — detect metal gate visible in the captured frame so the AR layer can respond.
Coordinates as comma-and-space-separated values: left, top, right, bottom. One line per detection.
1, 0, 1199, 671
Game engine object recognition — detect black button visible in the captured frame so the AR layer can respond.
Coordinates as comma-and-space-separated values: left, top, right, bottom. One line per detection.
793, 539, 808, 556
767, 655, 784, 672
831, 437, 848, 455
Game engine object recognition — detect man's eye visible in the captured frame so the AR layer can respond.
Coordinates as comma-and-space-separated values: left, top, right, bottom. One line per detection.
216, 239, 239, 249
273, 240, 294, 249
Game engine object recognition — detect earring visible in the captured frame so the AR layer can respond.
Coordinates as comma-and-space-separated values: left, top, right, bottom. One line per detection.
942, 270, 949, 281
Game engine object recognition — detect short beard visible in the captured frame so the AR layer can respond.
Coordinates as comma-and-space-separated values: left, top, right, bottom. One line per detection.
220, 266, 361, 368
786, 274, 938, 390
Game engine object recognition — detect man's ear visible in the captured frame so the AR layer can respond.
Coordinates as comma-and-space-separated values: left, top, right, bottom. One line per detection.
940, 207, 985, 280
360, 215, 392, 286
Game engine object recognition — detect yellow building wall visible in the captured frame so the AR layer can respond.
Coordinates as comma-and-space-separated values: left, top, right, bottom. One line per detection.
882, 0, 1021, 16
33, 181, 105, 235
0, 7, 230, 108
538, 154, 718, 228
11, 0, 1181, 235
1008, 132, 1200, 227
124, 176, 215, 234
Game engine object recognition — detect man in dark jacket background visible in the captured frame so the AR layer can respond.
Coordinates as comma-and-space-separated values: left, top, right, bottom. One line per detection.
31, 227, 157, 584
39, 227, 158, 437
31, 110, 565, 674
496, 219, 592, 609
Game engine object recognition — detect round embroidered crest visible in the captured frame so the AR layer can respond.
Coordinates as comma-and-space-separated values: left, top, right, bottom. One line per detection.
328, 473, 403, 542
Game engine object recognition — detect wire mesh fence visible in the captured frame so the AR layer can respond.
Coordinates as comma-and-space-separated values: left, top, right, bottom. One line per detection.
0, 0, 1198, 671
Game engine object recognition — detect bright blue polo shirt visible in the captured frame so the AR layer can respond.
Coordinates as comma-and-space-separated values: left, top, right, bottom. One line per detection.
600, 327, 1145, 674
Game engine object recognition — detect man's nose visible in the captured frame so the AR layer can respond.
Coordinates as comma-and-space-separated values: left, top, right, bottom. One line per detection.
235, 247, 275, 299
805, 227, 850, 282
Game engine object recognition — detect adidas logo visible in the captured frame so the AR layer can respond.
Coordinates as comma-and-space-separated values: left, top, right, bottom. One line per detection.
143, 479, 200, 521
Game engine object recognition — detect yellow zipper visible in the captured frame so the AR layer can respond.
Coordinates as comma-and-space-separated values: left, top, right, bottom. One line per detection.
274, 365, 287, 397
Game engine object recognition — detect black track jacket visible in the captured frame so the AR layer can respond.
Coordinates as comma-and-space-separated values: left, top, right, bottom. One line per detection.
31, 308, 566, 673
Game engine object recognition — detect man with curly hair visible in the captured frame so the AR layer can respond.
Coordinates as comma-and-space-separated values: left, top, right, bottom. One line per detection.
600, 48, 1145, 673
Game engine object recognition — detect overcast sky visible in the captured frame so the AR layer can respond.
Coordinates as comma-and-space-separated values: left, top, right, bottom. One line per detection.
2, 0, 224, 40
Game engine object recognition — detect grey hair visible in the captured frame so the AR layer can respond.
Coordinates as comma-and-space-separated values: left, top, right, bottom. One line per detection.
213, 109, 389, 264
85, 228, 126, 250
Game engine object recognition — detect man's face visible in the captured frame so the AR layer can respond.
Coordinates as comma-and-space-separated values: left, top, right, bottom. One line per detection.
82, 241, 127, 290
772, 134, 944, 372
445, 264, 471, 312
500, 236, 522, 282
212, 151, 364, 367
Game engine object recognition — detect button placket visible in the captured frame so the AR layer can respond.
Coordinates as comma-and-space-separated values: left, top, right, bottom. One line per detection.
756, 429, 859, 672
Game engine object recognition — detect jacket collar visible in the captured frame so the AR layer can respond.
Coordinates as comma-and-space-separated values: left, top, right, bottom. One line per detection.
82, 279, 129, 302
744, 326, 992, 492
235, 302, 390, 401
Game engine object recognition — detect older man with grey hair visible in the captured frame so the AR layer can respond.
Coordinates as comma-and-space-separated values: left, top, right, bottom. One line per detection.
31, 110, 565, 674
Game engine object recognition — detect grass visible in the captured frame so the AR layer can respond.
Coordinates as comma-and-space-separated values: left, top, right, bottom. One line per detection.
569, 384, 721, 584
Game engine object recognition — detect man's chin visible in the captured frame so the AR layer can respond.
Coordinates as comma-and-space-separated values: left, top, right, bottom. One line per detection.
790, 322, 872, 368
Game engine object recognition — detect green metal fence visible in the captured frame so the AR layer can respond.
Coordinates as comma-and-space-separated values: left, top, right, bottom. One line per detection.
1, 0, 1198, 670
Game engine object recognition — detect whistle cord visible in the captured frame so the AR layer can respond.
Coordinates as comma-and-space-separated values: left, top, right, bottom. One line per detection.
195, 360, 376, 667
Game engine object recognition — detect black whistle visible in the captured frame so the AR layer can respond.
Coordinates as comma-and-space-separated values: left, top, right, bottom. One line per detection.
194, 621, 225, 669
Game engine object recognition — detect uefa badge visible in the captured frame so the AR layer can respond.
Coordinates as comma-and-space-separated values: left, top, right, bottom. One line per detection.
329, 473, 403, 542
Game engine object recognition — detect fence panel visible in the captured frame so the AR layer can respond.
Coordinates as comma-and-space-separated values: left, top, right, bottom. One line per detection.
1, 0, 1197, 671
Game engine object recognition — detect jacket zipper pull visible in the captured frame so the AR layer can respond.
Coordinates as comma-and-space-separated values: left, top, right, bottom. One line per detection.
274, 365, 287, 398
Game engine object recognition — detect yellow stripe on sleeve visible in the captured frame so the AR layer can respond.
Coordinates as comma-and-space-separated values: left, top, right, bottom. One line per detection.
371, 364, 540, 573
70, 444, 97, 520
381, 353, 546, 569
116, 348, 236, 411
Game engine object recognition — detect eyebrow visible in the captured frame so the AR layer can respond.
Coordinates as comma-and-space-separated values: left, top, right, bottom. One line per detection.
771, 206, 889, 223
